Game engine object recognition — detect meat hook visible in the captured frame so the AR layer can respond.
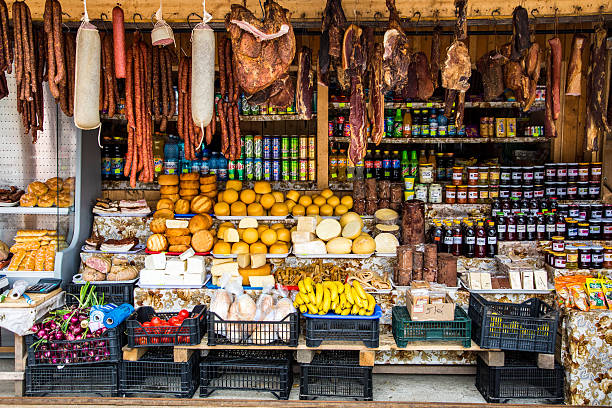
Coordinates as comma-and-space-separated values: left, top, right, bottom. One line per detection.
187, 12, 202, 29
132, 12, 143, 31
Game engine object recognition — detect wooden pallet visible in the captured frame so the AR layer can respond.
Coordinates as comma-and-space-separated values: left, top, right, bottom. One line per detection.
478, 350, 557, 369
121, 345, 196, 363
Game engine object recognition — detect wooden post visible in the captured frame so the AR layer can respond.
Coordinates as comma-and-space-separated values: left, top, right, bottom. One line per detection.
14, 334, 25, 396
317, 80, 329, 190
480, 350, 505, 367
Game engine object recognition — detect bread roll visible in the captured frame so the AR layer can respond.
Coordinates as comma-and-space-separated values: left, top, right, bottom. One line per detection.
160, 193, 180, 203
153, 209, 174, 219
158, 174, 179, 186
146, 234, 168, 252
45, 177, 64, 191
160, 185, 179, 195
188, 214, 212, 233
191, 230, 214, 253
37, 193, 56, 208
180, 180, 200, 189
156, 198, 174, 211
27, 181, 48, 197
180, 172, 199, 181
19, 193, 37, 207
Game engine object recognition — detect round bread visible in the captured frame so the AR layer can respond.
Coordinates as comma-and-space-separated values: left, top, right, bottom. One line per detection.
156, 198, 174, 211
149, 218, 167, 234
45, 177, 64, 191
190, 195, 212, 214
20, 193, 37, 207
180, 180, 200, 189
165, 228, 190, 237
191, 230, 214, 253
180, 172, 199, 181
57, 193, 74, 208
160, 185, 179, 195
181, 195, 197, 202
37, 192, 56, 207
179, 188, 199, 197
174, 199, 190, 214
153, 209, 175, 219
168, 245, 190, 253
200, 174, 216, 185
27, 181, 48, 197
168, 235, 191, 246
188, 214, 212, 234
199, 183, 216, 193
146, 234, 168, 252
254, 181, 272, 194
62, 177, 76, 192
201, 190, 218, 199
158, 174, 179, 186
160, 193, 180, 203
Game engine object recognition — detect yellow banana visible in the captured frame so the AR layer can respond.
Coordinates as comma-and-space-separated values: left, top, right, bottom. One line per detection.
306, 303, 318, 314
304, 277, 314, 293
331, 301, 338, 310
341, 308, 350, 315
329, 283, 338, 302
334, 305, 342, 314
339, 293, 347, 308
345, 283, 355, 304
352, 281, 367, 300
315, 283, 324, 306
298, 280, 307, 294
298, 292, 310, 304
294, 294, 304, 305
308, 291, 317, 305
336, 281, 345, 294
351, 304, 360, 315
352, 287, 363, 308
299, 305, 307, 314
318, 310, 326, 315
322, 289, 331, 314
366, 293, 376, 311
365, 307, 374, 316
359, 308, 367, 316
293, 301, 300, 308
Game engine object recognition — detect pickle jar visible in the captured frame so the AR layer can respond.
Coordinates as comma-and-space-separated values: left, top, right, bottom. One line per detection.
566, 246, 578, 269
478, 167, 489, 185
603, 246, 612, 268
478, 185, 489, 203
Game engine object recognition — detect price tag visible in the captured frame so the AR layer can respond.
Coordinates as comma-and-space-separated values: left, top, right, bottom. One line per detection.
426, 102, 433, 107
338, 102, 346, 108
406, 103, 412, 108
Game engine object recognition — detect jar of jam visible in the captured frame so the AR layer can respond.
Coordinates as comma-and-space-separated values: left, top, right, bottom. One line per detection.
566, 219, 579, 240
445, 185, 457, 204
511, 185, 523, 199
589, 219, 601, 239
533, 166, 545, 183
489, 185, 500, 199
602, 219, 612, 240
523, 185, 534, 199
578, 246, 591, 269
605, 204, 612, 218
506, 214, 517, 241
552, 236, 565, 252
557, 204, 569, 218
566, 245, 579, 269
603, 246, 612, 268
578, 222, 590, 240
457, 185, 468, 204
511, 167, 523, 185
554, 252, 566, 269
429, 184, 443, 203
579, 204, 590, 220
589, 181, 601, 199
556, 215, 567, 237
478, 185, 489, 203
591, 204, 603, 219
567, 183, 577, 200
556, 183, 567, 199
534, 184, 545, 199
590, 162, 602, 182
468, 185, 478, 204
477, 167, 489, 185
522, 167, 534, 185
568, 204, 580, 219
591, 245, 603, 269
577, 182, 589, 199
556, 163, 567, 182
545, 182, 556, 198
578, 163, 590, 182
500, 167, 512, 184
452, 166, 464, 185
489, 166, 500, 185
499, 185, 511, 199
567, 163, 579, 182
545, 163, 557, 182
467, 167, 479, 186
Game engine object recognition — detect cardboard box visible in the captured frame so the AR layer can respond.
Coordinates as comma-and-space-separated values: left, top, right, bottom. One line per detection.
406, 291, 455, 321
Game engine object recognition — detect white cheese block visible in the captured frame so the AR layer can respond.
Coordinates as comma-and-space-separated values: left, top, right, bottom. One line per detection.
163, 273, 185, 285
165, 258, 186, 274
250, 253, 267, 269
211, 262, 239, 277
179, 248, 195, 260
249, 275, 275, 288
139, 269, 164, 285
294, 240, 327, 255
297, 216, 317, 233
316, 219, 342, 241
183, 272, 205, 285
374, 233, 399, 253
509, 271, 522, 289
223, 228, 240, 243
238, 218, 258, 229
144, 253, 166, 270
534, 269, 548, 290
187, 256, 205, 274
291, 231, 315, 244
522, 270, 534, 290
212, 258, 234, 265
165, 219, 189, 229
480, 273, 493, 290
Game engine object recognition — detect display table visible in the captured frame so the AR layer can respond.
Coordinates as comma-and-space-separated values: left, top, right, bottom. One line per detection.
0, 288, 65, 396
561, 309, 612, 406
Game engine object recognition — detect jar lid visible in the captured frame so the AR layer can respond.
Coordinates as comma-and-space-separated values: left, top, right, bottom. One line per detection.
522, 166, 534, 170
592, 245, 603, 250
604, 246, 612, 250
445, 185, 457, 189
591, 162, 602, 165
578, 222, 589, 226
578, 162, 590, 165
567, 163, 578, 166
552, 236, 565, 241
589, 219, 601, 223
566, 245, 577, 251
533, 165, 545, 169
457, 185, 467, 188
479, 185, 489, 188
580, 246, 592, 250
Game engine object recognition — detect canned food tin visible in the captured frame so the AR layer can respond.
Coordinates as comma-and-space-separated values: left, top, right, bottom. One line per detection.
282, 160, 290, 181
263, 160, 272, 181
245, 158, 254, 180
281, 136, 290, 159
236, 159, 244, 180
308, 136, 316, 159
299, 136, 308, 159
299, 159, 308, 181
343, 122, 351, 138
253, 135, 263, 158
263, 136, 272, 160
290, 160, 298, 180
254, 158, 263, 180
272, 160, 280, 181
268, 105, 277, 115
228, 160, 236, 180
272, 137, 281, 160
328, 121, 334, 137
308, 159, 316, 181
290, 136, 299, 159
244, 135, 254, 158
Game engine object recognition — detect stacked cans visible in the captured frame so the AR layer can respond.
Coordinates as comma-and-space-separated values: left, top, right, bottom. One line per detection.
229, 134, 316, 182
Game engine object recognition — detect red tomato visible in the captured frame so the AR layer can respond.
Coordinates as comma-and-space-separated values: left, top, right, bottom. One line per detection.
169, 316, 182, 326
150, 317, 162, 326
178, 309, 189, 319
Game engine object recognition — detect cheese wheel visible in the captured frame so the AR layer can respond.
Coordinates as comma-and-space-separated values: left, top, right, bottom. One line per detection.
74, 22, 101, 129
326, 237, 352, 254
315, 219, 341, 241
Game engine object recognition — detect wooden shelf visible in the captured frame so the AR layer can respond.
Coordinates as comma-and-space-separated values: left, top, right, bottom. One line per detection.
101, 114, 315, 122
330, 101, 545, 110
329, 136, 550, 144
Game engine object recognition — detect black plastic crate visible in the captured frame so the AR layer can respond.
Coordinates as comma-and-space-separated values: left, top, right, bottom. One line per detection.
126, 305, 206, 347
25, 364, 118, 397
64, 282, 134, 307
476, 353, 564, 403
207, 311, 299, 347
468, 292, 558, 353
392, 306, 471, 347
201, 350, 293, 399
300, 351, 372, 401
25, 322, 125, 366
305, 316, 379, 348
119, 349, 199, 398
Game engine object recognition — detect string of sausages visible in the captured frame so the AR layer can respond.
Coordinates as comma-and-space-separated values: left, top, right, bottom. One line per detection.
99, 32, 118, 118
123, 34, 154, 187
218, 37, 240, 161
0, 0, 12, 100
151, 45, 176, 133
13, 1, 43, 141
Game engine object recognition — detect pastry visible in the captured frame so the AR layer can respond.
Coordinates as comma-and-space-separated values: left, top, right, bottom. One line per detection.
168, 244, 190, 253
82, 266, 106, 281
191, 230, 214, 253
45, 177, 64, 191
27, 181, 48, 196
19, 193, 37, 207
44, 245, 56, 271
179, 188, 199, 197
200, 174, 216, 185
190, 195, 213, 214
37, 192, 56, 207
202, 190, 218, 199
156, 198, 174, 211
180, 172, 199, 181
188, 214, 212, 234
62, 177, 76, 192
165, 228, 190, 237
153, 209, 174, 219
57, 193, 74, 208
199, 183, 216, 193
160, 185, 179, 195
181, 195, 197, 202
174, 199, 190, 214
146, 234, 168, 252
160, 193, 180, 203
7, 250, 26, 271
149, 218, 167, 234
168, 235, 191, 246
158, 174, 179, 186
179, 180, 200, 189
107, 265, 138, 281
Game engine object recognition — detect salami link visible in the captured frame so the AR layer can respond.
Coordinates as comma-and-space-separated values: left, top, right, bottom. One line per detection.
548, 37, 561, 120
152, 46, 159, 121
0, 0, 12, 73
159, 48, 168, 119
52, 0, 65, 86
165, 49, 175, 118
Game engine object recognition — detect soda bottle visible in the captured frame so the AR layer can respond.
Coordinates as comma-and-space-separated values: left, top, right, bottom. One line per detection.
355, 158, 365, 180
409, 150, 418, 177
402, 110, 412, 137
382, 150, 391, 179
429, 109, 439, 137
412, 110, 421, 137
392, 151, 401, 181
437, 111, 448, 137
374, 149, 383, 179
365, 150, 374, 179
401, 150, 410, 180
421, 109, 430, 136
393, 109, 403, 138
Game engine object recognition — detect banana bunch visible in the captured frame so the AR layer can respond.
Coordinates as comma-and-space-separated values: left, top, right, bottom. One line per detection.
293, 277, 376, 316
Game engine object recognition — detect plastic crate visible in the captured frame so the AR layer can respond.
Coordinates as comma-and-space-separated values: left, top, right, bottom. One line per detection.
476, 353, 564, 403
304, 309, 380, 348
468, 292, 558, 353
201, 350, 293, 399
299, 351, 372, 401
207, 311, 299, 347
64, 282, 134, 307
25, 322, 125, 366
119, 349, 199, 398
126, 305, 206, 347
392, 306, 471, 348
25, 364, 118, 397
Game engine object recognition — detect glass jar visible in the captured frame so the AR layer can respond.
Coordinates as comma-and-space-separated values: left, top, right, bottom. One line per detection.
554, 252, 566, 269
489, 166, 500, 185
489, 185, 499, 199
500, 167, 512, 184
603, 246, 612, 268
445, 185, 457, 204
545, 182, 556, 198
479, 185, 489, 203
523, 185, 534, 199
511, 167, 523, 185
567, 163, 579, 182
499, 185, 511, 199
605, 204, 612, 219
533, 184, 545, 199
533, 166, 545, 183
415, 184, 428, 202
589, 219, 601, 240
467, 167, 479, 186
556, 183, 567, 199
569, 204, 580, 218
589, 181, 601, 199
567, 182, 577, 200
579, 204, 590, 220
478, 167, 489, 185
602, 219, 612, 240
591, 204, 603, 219
566, 219, 579, 240
590, 162, 602, 182
511, 185, 523, 199
552, 236, 565, 252
556, 163, 567, 182
591, 246, 603, 269
468, 186, 479, 204
577, 182, 589, 199
452, 166, 464, 186
457, 185, 468, 204
578, 246, 591, 269
419, 164, 434, 184
566, 245, 579, 269
578, 222, 590, 240
557, 204, 569, 218
429, 184, 443, 203
578, 163, 590, 182
545, 163, 556, 182
522, 167, 534, 185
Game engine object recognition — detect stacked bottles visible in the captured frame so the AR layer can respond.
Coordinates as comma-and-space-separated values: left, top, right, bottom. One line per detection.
428, 218, 498, 258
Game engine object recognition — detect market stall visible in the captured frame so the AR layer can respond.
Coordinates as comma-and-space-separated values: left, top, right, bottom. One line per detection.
0, 0, 610, 404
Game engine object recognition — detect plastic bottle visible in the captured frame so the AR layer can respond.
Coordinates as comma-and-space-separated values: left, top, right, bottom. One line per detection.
475, 221, 487, 258
382, 150, 391, 179
329, 148, 338, 180
101, 144, 111, 180
464, 221, 475, 258
374, 149, 383, 179
448, 114, 457, 136
347, 155, 356, 181
355, 158, 365, 180
365, 150, 374, 179
496, 212, 506, 242
163, 135, 179, 175
437, 111, 448, 137
516, 213, 526, 241
409, 150, 419, 177
429, 109, 439, 137
486, 221, 497, 257
217, 153, 228, 181
506, 214, 517, 241
412, 110, 421, 137
402, 110, 412, 137
392, 151, 401, 181
337, 149, 347, 181
208, 151, 218, 176
452, 220, 463, 256
418, 149, 427, 166
431, 221, 444, 252
152, 133, 165, 179
401, 150, 410, 180
200, 146, 210, 175
421, 109, 430, 137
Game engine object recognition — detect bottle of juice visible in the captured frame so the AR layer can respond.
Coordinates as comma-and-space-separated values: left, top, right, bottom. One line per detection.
402, 110, 412, 137
337, 149, 347, 181
329, 147, 338, 180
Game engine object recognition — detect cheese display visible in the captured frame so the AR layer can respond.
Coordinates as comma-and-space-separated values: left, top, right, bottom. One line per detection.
292, 215, 374, 256
139, 253, 206, 286
146, 213, 214, 254
212, 219, 290, 256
